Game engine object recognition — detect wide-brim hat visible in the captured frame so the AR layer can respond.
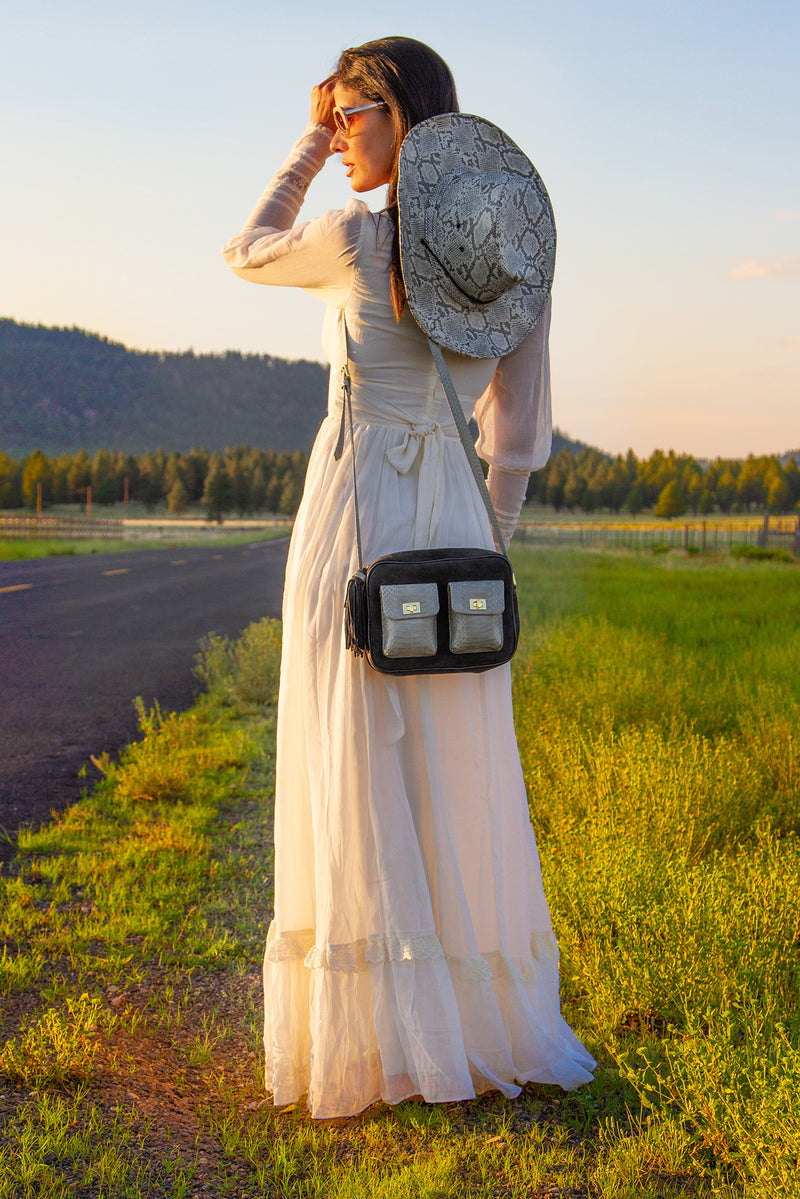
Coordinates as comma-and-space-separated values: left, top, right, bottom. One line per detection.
397, 113, 556, 359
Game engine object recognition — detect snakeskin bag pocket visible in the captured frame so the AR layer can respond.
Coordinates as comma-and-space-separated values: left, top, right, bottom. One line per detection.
379, 583, 440, 658
447, 579, 505, 653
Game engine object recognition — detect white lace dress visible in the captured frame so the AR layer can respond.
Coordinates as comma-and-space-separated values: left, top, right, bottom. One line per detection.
223, 125, 595, 1118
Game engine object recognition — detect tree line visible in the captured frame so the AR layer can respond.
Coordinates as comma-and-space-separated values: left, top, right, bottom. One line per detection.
3, 443, 800, 524
0, 446, 309, 523
527, 446, 800, 517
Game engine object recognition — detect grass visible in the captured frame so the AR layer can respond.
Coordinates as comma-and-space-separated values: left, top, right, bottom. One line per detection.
1, 548, 798, 1195
0, 527, 290, 561
518, 504, 797, 527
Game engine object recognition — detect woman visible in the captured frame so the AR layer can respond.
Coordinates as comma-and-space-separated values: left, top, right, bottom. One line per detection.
223, 36, 595, 1119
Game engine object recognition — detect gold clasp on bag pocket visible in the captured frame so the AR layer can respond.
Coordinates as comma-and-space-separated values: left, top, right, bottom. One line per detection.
469, 598, 487, 610
402, 601, 421, 615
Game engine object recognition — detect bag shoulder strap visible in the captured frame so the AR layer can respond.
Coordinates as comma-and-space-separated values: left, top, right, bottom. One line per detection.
426, 340, 507, 556
333, 311, 508, 564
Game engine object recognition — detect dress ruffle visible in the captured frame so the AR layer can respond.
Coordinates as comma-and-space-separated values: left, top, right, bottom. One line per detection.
266, 926, 560, 980
264, 925, 594, 1118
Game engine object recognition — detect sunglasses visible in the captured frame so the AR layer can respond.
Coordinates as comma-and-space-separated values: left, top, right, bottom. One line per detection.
332, 102, 386, 136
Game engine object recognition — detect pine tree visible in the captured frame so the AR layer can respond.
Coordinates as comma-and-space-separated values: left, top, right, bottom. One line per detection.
766, 470, 790, 513
0, 452, 22, 508
21, 450, 52, 509
183, 447, 209, 501
202, 456, 235, 523
624, 484, 644, 515
715, 467, 737, 513
655, 479, 687, 519
251, 465, 267, 511
278, 471, 299, 516
67, 449, 92, 503
265, 474, 283, 513
167, 478, 190, 514
138, 450, 165, 510
91, 449, 119, 504
737, 456, 767, 509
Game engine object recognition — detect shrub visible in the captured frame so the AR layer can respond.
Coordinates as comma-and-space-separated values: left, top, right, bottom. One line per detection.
731, 544, 794, 563
91, 698, 246, 802
194, 617, 282, 710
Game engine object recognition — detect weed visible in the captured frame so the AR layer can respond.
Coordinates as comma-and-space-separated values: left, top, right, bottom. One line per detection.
89, 697, 248, 803
0, 994, 103, 1087
0, 945, 44, 994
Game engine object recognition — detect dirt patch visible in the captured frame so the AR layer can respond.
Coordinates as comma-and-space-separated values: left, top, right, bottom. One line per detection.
0, 963, 264, 1193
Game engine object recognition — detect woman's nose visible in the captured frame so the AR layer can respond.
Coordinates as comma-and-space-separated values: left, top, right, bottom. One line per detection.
330, 128, 347, 154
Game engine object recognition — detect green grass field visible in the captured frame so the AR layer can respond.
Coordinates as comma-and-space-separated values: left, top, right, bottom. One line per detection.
0, 527, 290, 561
1, 547, 798, 1197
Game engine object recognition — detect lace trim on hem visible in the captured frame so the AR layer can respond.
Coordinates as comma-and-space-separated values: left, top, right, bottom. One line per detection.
265, 928, 558, 980
265, 927, 315, 962
305, 933, 444, 973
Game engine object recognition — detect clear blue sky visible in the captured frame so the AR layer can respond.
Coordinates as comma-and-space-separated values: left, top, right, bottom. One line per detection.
1, 0, 797, 458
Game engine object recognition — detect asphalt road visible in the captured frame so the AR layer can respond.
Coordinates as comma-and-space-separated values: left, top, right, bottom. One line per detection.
0, 538, 289, 863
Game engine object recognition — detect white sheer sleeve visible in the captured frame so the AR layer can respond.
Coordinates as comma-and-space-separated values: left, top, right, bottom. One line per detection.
222, 124, 366, 306
473, 298, 553, 542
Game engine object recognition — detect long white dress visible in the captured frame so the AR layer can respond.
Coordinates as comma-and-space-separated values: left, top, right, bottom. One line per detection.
223, 124, 595, 1118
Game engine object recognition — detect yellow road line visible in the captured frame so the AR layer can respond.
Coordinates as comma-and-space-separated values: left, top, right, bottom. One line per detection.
170, 559, 188, 565
103, 568, 130, 576
0, 583, 33, 595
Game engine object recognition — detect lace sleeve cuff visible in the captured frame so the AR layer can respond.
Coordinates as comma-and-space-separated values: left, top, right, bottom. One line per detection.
487, 465, 530, 545
238, 124, 333, 234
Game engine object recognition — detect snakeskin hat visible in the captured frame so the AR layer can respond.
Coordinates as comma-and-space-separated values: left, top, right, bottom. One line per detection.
397, 113, 555, 359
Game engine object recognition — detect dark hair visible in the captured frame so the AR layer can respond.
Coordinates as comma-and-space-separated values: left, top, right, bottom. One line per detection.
336, 37, 459, 318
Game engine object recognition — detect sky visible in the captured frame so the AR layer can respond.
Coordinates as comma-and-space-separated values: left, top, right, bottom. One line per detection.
1, 0, 797, 459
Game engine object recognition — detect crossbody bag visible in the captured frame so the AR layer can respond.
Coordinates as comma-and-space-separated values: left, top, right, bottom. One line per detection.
336, 332, 519, 676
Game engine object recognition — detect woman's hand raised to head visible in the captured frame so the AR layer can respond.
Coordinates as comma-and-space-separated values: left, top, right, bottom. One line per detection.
310, 75, 337, 132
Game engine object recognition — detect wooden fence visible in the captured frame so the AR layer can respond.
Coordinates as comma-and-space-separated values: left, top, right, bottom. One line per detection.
513, 516, 800, 556
2, 512, 798, 554
0, 515, 124, 541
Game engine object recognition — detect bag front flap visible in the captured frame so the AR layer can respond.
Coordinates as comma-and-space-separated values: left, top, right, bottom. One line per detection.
448, 578, 506, 616
380, 582, 440, 621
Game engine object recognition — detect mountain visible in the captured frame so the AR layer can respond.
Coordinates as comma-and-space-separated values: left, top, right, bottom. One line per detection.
0, 319, 329, 456
550, 429, 596, 458
1, 317, 600, 461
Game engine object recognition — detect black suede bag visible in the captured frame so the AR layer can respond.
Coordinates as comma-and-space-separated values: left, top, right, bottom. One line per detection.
344, 547, 519, 675
337, 337, 520, 677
